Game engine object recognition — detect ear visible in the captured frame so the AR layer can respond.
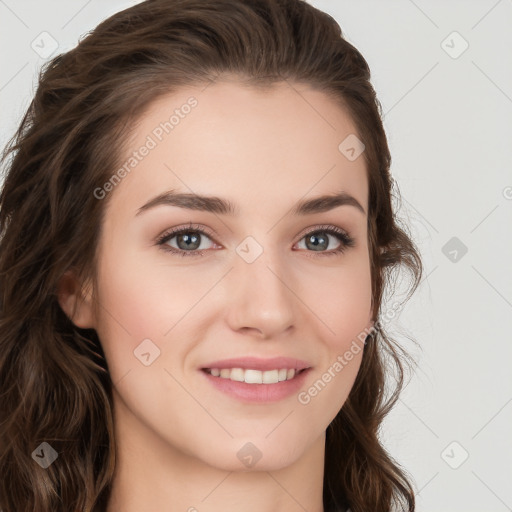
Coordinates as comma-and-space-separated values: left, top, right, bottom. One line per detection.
56, 269, 96, 329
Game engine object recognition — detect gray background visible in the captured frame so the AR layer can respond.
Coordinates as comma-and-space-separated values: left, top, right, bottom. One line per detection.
1, 1, 511, 511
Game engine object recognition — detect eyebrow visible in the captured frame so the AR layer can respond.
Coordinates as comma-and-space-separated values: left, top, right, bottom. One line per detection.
136, 190, 366, 217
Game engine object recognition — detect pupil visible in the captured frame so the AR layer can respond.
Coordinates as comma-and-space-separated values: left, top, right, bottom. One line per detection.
307, 233, 327, 251
178, 233, 200, 250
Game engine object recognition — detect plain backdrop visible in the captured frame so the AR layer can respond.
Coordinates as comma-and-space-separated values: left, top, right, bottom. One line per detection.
1, 1, 511, 511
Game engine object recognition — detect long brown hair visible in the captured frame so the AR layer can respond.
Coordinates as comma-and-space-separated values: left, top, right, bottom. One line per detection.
0, 0, 423, 510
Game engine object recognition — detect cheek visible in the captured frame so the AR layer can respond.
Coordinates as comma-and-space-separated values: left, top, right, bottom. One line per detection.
95, 242, 199, 331
298, 254, 373, 349
92, 245, 173, 375
297, 259, 371, 420
92, 243, 218, 373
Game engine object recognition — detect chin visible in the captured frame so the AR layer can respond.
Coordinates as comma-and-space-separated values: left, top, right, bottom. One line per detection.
199, 437, 308, 473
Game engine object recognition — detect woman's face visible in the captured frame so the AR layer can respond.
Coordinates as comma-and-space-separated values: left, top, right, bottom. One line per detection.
77, 79, 373, 471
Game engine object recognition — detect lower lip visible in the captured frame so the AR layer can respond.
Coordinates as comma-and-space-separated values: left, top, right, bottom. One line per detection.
200, 368, 311, 403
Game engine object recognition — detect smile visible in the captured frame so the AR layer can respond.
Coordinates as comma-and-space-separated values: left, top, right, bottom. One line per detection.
203, 367, 307, 384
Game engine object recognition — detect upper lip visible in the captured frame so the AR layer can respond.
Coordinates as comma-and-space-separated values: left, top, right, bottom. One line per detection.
201, 356, 312, 372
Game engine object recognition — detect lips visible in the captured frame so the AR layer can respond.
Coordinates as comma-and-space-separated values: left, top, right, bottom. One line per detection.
200, 356, 312, 372
199, 356, 313, 402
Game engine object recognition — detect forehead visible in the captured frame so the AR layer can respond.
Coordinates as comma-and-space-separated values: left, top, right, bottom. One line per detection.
106, 79, 368, 220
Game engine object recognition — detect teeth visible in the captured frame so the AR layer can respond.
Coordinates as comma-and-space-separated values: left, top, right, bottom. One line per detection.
245, 369, 263, 384
262, 370, 278, 384
230, 368, 244, 382
206, 367, 299, 384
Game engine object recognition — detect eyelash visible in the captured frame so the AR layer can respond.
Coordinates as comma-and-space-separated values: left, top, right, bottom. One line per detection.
155, 222, 355, 258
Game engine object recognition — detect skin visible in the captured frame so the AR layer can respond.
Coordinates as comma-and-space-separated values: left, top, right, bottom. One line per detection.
58, 78, 374, 512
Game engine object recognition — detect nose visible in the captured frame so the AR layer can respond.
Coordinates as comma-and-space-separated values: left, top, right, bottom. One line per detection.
224, 248, 296, 339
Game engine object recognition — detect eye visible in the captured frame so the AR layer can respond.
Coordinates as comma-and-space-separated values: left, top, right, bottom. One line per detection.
156, 222, 218, 257
155, 223, 355, 257
294, 224, 355, 257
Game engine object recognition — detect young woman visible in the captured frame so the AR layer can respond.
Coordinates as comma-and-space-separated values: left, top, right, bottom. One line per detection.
0, 0, 422, 511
